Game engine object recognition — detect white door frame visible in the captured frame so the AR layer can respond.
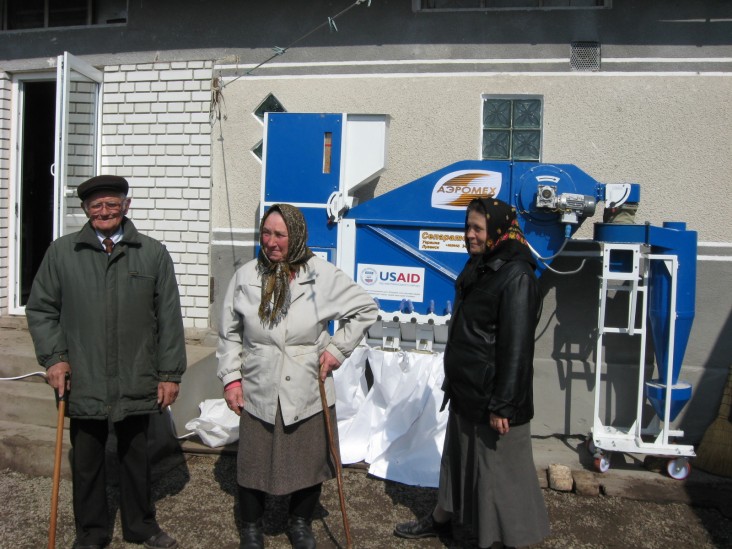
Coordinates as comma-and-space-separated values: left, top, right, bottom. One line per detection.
8, 72, 54, 314
7, 52, 103, 314
54, 51, 103, 239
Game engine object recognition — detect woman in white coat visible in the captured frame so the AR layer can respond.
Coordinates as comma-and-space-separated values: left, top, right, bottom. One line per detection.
217, 204, 377, 549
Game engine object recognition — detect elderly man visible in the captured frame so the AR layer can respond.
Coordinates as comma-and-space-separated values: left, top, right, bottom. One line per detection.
26, 175, 186, 549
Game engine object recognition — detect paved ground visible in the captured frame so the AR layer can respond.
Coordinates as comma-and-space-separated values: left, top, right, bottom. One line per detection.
2, 436, 732, 549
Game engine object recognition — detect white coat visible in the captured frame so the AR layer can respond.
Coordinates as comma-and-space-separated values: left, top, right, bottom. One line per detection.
217, 255, 378, 426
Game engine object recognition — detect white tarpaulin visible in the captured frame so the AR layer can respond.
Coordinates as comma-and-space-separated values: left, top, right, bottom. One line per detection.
184, 346, 448, 487
184, 398, 240, 448
334, 347, 448, 487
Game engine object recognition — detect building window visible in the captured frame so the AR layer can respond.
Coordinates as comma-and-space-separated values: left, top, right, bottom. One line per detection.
482, 97, 542, 161
252, 140, 263, 161
254, 93, 286, 121
1, 0, 127, 31
415, 0, 610, 11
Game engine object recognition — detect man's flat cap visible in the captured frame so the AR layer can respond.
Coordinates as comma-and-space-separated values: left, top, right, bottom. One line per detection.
77, 175, 129, 201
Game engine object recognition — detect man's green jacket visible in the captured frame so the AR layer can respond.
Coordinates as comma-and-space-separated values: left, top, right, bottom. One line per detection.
26, 219, 187, 421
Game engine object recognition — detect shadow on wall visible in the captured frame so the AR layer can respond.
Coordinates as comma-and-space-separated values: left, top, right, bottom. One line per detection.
540, 242, 732, 444
210, 106, 262, 330
537, 243, 599, 434
680, 308, 732, 444
538, 251, 598, 435
538, 243, 657, 436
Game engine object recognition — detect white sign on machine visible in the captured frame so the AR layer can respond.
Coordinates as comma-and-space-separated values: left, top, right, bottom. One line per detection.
418, 230, 466, 253
357, 263, 425, 302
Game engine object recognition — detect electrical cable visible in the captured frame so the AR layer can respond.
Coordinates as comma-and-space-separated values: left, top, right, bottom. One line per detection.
539, 258, 588, 275
0, 371, 47, 381
526, 238, 588, 275
527, 236, 570, 261
221, 0, 371, 89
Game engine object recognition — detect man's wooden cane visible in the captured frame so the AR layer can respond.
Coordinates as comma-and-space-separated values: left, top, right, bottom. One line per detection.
318, 375, 353, 549
48, 374, 69, 549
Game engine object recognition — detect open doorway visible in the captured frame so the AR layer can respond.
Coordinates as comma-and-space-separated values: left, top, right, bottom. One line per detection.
18, 80, 55, 306
10, 52, 102, 313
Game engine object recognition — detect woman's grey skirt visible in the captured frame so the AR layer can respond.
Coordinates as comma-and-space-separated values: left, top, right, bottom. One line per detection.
438, 412, 550, 548
237, 403, 338, 495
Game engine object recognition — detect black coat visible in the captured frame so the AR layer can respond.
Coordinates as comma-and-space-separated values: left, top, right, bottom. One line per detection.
442, 245, 541, 425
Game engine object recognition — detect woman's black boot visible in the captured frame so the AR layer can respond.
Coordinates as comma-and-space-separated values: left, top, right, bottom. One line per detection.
239, 521, 264, 549
287, 516, 316, 549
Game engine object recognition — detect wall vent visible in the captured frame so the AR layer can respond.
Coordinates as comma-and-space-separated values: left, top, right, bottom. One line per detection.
570, 41, 601, 72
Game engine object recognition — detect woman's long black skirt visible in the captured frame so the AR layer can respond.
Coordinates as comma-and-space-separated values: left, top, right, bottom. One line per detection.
437, 412, 550, 548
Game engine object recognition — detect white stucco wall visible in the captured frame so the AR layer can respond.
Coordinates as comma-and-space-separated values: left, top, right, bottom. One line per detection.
208, 68, 732, 439
212, 71, 732, 243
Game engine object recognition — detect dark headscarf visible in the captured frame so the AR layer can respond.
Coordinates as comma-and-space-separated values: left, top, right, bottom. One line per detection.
256, 204, 314, 327
466, 197, 528, 254
457, 198, 535, 295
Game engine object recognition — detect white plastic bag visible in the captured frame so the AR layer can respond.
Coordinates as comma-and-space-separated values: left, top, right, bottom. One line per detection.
184, 398, 240, 447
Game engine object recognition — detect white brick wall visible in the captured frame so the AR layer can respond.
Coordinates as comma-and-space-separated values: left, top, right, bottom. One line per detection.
0, 72, 11, 314
102, 61, 213, 329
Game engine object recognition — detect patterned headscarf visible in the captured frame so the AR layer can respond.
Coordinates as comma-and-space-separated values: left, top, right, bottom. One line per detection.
457, 198, 535, 296
256, 204, 314, 327
465, 197, 528, 253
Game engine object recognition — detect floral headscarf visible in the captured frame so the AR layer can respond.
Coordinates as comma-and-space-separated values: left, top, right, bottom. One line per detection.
457, 198, 535, 296
465, 197, 528, 253
256, 204, 314, 327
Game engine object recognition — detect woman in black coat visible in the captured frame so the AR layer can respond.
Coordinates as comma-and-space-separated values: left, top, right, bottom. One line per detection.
395, 197, 550, 548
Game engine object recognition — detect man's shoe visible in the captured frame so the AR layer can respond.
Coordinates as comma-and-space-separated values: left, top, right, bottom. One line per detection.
394, 514, 451, 539
239, 521, 264, 549
71, 544, 103, 549
287, 516, 316, 549
143, 530, 178, 549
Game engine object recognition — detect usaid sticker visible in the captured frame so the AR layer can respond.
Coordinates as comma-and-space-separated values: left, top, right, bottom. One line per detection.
357, 264, 425, 302
431, 170, 502, 210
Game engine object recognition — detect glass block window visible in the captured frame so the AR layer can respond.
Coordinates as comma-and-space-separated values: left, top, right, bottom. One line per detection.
254, 93, 286, 121
252, 140, 263, 161
482, 97, 542, 161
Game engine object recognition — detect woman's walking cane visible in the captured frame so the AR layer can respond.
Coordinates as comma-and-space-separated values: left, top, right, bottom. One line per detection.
318, 376, 353, 549
49, 374, 69, 549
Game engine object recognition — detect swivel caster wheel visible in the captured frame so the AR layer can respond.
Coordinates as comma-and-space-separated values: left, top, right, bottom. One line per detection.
666, 457, 691, 480
594, 453, 611, 473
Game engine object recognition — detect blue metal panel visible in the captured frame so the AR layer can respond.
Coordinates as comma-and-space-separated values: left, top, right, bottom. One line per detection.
593, 222, 697, 387
648, 223, 697, 387
264, 113, 343, 204
347, 160, 605, 309
512, 162, 604, 219
593, 221, 698, 420
300, 207, 337, 249
349, 160, 513, 226
353, 222, 468, 316
348, 160, 515, 315
512, 162, 603, 268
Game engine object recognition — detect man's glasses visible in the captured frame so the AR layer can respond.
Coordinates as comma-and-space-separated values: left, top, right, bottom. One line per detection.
87, 201, 125, 213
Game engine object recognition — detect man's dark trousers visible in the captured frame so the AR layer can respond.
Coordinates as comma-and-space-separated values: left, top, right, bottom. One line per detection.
70, 414, 159, 545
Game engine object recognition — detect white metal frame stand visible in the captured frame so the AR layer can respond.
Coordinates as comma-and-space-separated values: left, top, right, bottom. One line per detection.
590, 242, 695, 479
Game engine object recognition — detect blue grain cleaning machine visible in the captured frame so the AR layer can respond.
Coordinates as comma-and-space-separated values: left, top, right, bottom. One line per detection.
261, 112, 697, 477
